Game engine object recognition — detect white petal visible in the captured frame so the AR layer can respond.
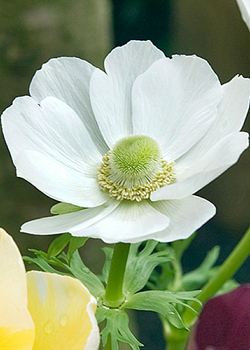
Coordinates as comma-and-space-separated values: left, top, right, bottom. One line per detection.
236, 0, 250, 31
151, 132, 249, 200
27, 271, 99, 350
152, 166, 228, 201
16, 150, 108, 207
149, 196, 216, 242
29, 57, 108, 154
132, 55, 222, 160
177, 132, 249, 179
175, 75, 250, 169
71, 200, 170, 243
40, 97, 103, 170
2, 96, 102, 176
21, 200, 119, 235
217, 76, 250, 132
89, 40, 165, 147
0, 229, 35, 348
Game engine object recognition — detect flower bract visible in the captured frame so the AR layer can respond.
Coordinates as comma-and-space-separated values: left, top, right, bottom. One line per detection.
186, 285, 250, 350
0, 228, 99, 350
1, 40, 250, 243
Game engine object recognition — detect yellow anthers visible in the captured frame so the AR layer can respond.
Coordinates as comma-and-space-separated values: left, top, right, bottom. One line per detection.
98, 151, 175, 202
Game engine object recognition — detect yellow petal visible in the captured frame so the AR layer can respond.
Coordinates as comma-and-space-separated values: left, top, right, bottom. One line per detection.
0, 228, 35, 350
27, 271, 100, 350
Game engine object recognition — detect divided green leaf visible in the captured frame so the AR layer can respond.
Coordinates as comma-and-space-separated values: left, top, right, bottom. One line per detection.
24, 249, 105, 298
124, 290, 201, 330
101, 247, 114, 284
67, 236, 88, 261
67, 250, 105, 297
47, 233, 71, 258
182, 246, 220, 290
123, 240, 173, 295
50, 202, 84, 215
97, 308, 143, 350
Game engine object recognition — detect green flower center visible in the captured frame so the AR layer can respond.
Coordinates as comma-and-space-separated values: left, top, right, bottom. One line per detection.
109, 135, 162, 187
98, 135, 175, 201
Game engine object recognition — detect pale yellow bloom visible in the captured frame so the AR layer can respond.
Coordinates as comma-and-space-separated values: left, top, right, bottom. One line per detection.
0, 228, 99, 350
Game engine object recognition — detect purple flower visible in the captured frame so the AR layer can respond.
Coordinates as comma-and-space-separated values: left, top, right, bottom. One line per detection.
186, 285, 250, 350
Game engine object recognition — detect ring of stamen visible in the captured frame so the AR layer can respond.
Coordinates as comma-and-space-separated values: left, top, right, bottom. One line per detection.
97, 151, 175, 202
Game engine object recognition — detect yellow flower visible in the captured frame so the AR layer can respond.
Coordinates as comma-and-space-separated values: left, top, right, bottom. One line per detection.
0, 228, 99, 350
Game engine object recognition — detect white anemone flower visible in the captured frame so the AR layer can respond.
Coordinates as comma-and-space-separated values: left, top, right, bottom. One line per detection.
2, 41, 250, 243
0, 228, 99, 350
236, 0, 250, 31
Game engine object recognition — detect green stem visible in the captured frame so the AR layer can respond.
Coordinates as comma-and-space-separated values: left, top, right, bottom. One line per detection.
198, 226, 250, 303
104, 242, 130, 308
165, 340, 186, 350
183, 226, 250, 326
171, 258, 183, 291
162, 317, 188, 350
164, 227, 250, 349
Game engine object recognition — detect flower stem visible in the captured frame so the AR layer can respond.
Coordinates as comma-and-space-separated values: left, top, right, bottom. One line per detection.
183, 226, 250, 326
171, 258, 183, 291
162, 317, 188, 350
198, 226, 250, 303
165, 340, 186, 350
163, 227, 250, 349
104, 242, 130, 308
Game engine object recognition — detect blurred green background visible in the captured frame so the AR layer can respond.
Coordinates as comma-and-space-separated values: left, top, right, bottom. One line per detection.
0, 1, 250, 348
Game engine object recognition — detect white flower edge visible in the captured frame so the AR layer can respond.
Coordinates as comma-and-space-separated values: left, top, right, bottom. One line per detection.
236, 0, 250, 31
21, 195, 215, 244
1, 41, 250, 244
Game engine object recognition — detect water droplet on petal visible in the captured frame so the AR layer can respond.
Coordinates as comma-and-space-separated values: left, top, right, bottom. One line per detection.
44, 321, 54, 334
60, 313, 68, 327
